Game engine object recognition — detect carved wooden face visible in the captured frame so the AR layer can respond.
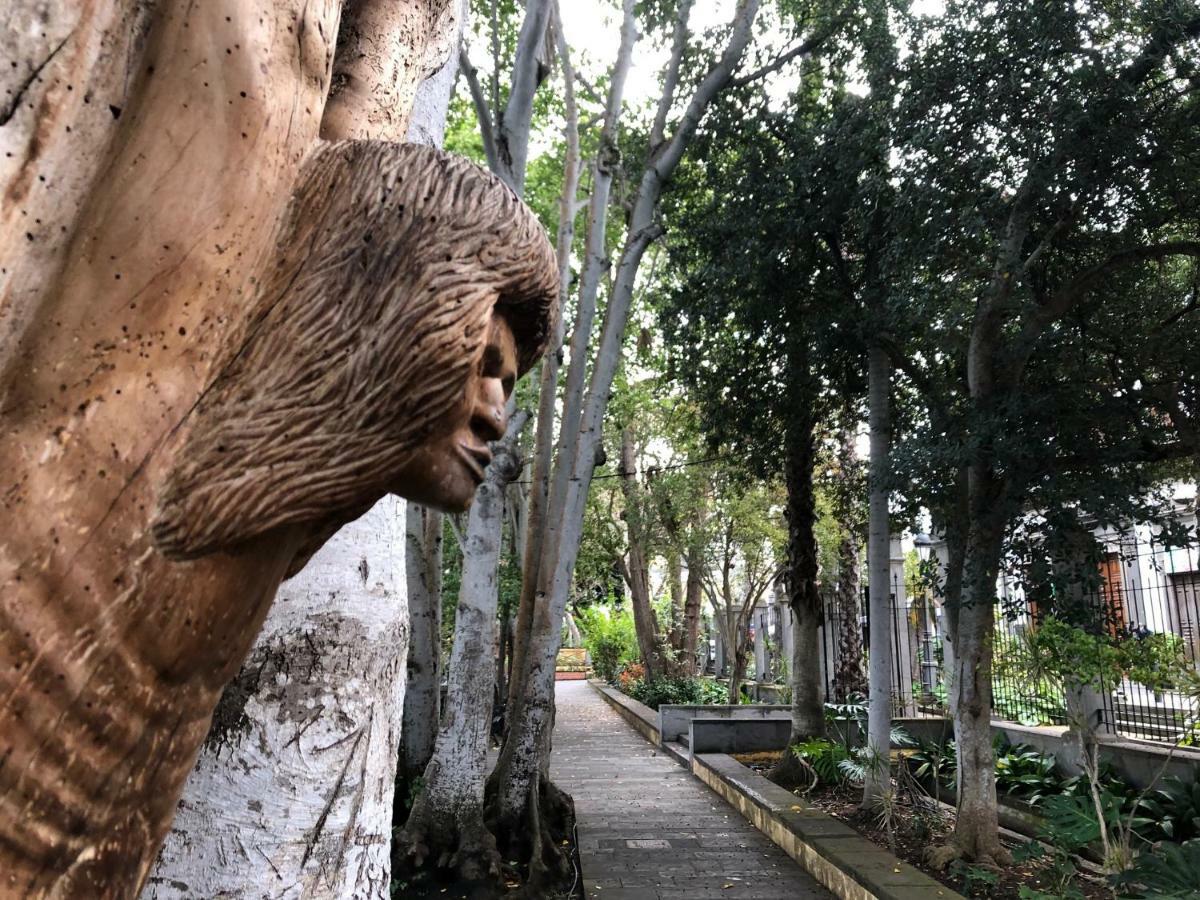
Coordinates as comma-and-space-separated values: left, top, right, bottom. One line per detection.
151, 141, 559, 561
391, 312, 519, 511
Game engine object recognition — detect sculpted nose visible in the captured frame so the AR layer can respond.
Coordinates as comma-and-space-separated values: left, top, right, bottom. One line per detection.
470, 377, 507, 443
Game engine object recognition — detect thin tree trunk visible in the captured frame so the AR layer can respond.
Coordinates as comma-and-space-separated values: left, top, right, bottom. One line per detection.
770, 424, 825, 786
833, 532, 867, 698
400, 504, 444, 802
833, 428, 867, 699
621, 427, 662, 679
667, 550, 686, 669
863, 341, 893, 807
682, 526, 706, 676
395, 415, 526, 883
504, 4, 582, 725
729, 647, 750, 705
487, 3, 641, 879
488, 2, 763, 888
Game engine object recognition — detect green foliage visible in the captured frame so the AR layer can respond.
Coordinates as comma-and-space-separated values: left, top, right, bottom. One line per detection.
905, 738, 957, 794
1115, 840, 1200, 898
991, 630, 1068, 726
577, 606, 638, 683
1024, 617, 1192, 695
905, 738, 1069, 808
1138, 777, 1200, 844
791, 738, 853, 787
993, 743, 1062, 808
625, 676, 706, 710
948, 860, 999, 895
695, 677, 732, 706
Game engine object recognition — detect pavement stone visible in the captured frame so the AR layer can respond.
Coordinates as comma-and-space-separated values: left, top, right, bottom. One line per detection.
550, 682, 831, 899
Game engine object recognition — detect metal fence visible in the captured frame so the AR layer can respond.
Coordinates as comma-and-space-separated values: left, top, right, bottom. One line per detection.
819, 575, 947, 718
1089, 541, 1200, 743
818, 539, 1200, 743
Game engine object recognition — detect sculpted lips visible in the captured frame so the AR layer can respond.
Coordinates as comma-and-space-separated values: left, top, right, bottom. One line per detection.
456, 440, 493, 483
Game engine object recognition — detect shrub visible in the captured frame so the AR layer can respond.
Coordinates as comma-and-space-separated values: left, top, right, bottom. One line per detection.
578, 607, 637, 682
695, 677, 729, 705
616, 661, 645, 692
626, 675, 705, 710
1114, 839, 1200, 898
994, 741, 1063, 807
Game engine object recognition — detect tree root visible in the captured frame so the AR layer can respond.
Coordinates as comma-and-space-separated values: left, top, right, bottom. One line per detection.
487, 775, 576, 898
393, 804, 504, 891
766, 748, 815, 792
926, 837, 1012, 870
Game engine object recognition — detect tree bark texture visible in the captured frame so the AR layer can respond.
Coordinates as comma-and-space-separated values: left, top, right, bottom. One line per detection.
149, 8, 463, 897
681, 527, 706, 676
832, 530, 867, 699
396, 415, 525, 884
401, 504, 444, 793
145, 498, 407, 899
1, 3, 344, 892
863, 341, 894, 807
0, 1, 492, 894
940, 484, 1009, 865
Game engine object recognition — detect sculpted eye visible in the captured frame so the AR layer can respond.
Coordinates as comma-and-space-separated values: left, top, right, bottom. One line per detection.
481, 344, 505, 378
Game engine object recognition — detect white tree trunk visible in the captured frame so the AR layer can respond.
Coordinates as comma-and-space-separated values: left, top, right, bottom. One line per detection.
397, 413, 527, 879
493, 0, 763, 837
863, 342, 893, 806
144, 497, 408, 899
402, 504, 444, 787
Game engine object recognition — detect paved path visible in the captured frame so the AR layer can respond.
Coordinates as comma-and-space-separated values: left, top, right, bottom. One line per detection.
550, 681, 832, 900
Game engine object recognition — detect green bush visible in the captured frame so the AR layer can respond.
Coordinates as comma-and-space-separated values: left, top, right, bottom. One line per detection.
626, 675, 705, 710
577, 606, 637, 682
695, 677, 730, 705
1114, 839, 1200, 898
1137, 777, 1200, 844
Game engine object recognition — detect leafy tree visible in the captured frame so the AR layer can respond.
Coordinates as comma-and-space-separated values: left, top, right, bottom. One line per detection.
884, 0, 1200, 865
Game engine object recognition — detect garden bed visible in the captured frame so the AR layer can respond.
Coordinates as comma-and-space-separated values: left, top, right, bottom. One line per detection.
733, 750, 1112, 899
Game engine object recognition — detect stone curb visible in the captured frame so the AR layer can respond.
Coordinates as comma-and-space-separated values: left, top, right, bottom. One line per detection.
692, 752, 965, 900
588, 679, 660, 744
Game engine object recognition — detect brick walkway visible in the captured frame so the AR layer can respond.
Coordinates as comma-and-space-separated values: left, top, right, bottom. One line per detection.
550, 681, 832, 899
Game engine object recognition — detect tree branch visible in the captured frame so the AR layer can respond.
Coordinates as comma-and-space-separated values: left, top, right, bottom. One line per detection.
497, 0, 554, 193
1011, 240, 1200, 372
650, 0, 694, 151
728, 20, 840, 89
459, 47, 499, 172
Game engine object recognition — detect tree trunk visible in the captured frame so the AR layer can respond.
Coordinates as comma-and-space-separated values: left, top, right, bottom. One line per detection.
621, 427, 662, 679
935, 491, 1010, 867
682, 528, 706, 676
0, 1, 469, 892
666, 549, 686, 669
145, 499, 407, 899
863, 341, 894, 807
770, 424, 826, 786
488, 1, 762, 889
832, 531, 867, 699
147, 10, 464, 897
395, 415, 525, 885
400, 504, 444, 805
502, 185, 574, 726
729, 647, 750, 705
